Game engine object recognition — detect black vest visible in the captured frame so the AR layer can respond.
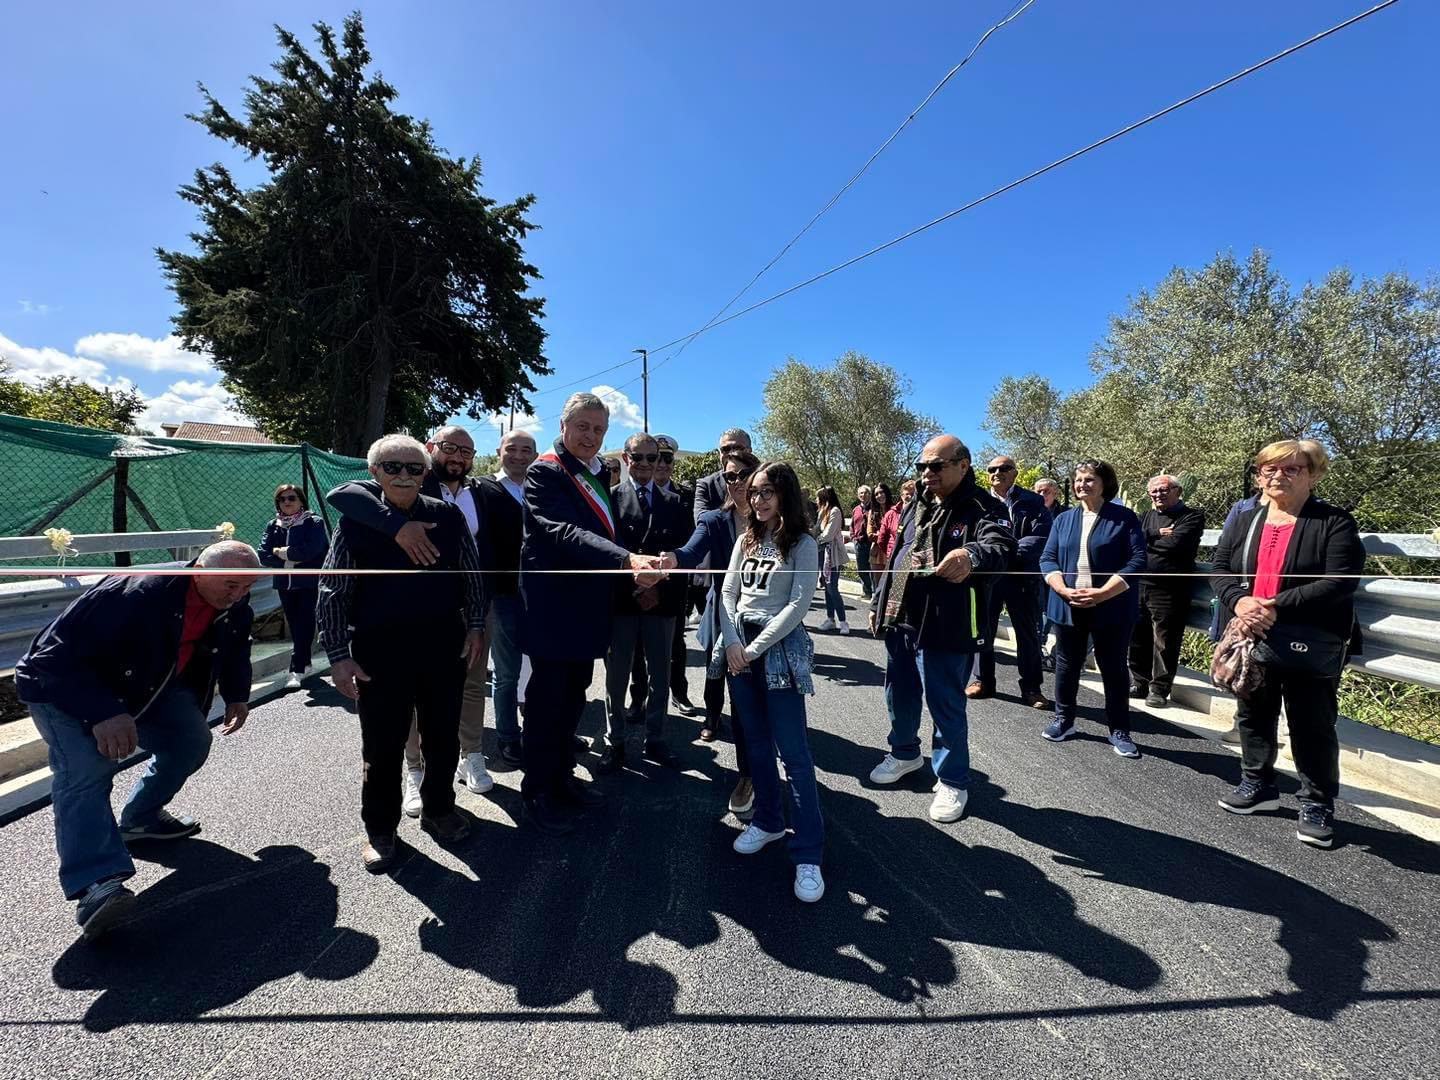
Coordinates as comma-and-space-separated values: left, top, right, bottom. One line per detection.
340, 495, 469, 635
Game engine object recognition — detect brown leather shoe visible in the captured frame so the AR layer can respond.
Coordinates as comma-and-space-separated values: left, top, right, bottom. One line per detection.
362, 833, 397, 872
965, 681, 993, 700
1021, 690, 1051, 710
421, 811, 472, 845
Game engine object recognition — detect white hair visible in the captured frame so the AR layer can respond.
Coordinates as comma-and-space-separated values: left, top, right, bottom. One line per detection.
367, 434, 428, 467
1035, 478, 1060, 491
197, 540, 260, 568
1147, 474, 1181, 490
561, 392, 609, 424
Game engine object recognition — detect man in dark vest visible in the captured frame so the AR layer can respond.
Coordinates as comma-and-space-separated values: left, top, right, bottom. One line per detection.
318, 434, 487, 872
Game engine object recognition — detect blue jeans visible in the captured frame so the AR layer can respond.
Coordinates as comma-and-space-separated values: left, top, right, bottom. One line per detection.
727, 660, 825, 865
28, 686, 213, 899
489, 593, 524, 746
884, 630, 973, 790
822, 569, 846, 622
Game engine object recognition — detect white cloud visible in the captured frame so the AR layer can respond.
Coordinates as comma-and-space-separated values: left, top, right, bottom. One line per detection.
475, 408, 545, 441
138, 379, 247, 433
591, 383, 644, 430
74, 331, 213, 375
17, 300, 54, 316
0, 331, 107, 383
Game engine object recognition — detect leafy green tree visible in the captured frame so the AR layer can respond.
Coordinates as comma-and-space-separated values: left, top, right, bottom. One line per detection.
158, 14, 548, 456
673, 450, 721, 487
983, 250, 1440, 531
0, 361, 146, 433
756, 351, 938, 496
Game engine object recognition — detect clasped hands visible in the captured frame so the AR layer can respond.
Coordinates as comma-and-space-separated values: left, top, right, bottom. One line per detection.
1234, 595, 1278, 637
628, 551, 678, 589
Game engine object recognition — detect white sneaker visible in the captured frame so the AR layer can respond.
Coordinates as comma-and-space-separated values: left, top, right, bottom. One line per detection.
817, 618, 836, 632
868, 753, 924, 785
402, 767, 424, 817
929, 782, 969, 823
794, 863, 825, 903
455, 752, 494, 794
284, 672, 302, 690
733, 823, 786, 855
838, 622, 850, 635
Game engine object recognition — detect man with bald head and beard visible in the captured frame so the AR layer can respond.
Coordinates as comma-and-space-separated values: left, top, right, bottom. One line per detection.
17, 541, 262, 938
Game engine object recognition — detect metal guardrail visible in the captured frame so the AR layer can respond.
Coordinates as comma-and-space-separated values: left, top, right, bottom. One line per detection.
847, 529, 1440, 693
0, 529, 280, 676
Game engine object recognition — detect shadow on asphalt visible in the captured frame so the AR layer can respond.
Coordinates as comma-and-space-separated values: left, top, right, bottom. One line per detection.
45, 695, 1413, 1033
50, 841, 378, 1033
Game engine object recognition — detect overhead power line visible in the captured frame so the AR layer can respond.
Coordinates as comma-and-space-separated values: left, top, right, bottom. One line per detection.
645, 0, 1403, 359
652, 0, 1039, 375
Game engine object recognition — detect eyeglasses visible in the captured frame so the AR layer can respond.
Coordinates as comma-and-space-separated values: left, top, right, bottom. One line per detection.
724, 469, 754, 485
749, 486, 777, 502
277, 494, 301, 503
986, 465, 1014, 474
914, 458, 959, 474
378, 461, 428, 477
657, 452, 674, 464
1258, 464, 1307, 478
629, 453, 660, 464
437, 441, 475, 459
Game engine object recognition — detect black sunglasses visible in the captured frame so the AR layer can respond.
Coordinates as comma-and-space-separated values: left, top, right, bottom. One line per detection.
277, 493, 301, 503
378, 461, 427, 477
986, 464, 1014, 474
657, 451, 674, 463
914, 458, 959, 474
723, 469, 754, 485
629, 452, 660, 464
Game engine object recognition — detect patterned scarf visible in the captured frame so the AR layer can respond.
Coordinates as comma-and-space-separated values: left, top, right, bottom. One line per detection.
275, 510, 307, 529
883, 496, 940, 627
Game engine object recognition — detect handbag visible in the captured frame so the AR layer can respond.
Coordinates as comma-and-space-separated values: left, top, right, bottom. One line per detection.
1253, 622, 1347, 679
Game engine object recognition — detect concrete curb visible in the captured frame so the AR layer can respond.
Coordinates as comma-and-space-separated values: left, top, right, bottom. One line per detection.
0, 643, 330, 825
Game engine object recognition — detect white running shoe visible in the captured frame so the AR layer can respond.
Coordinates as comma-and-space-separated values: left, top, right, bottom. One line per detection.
929, 783, 969, 823
817, 618, 836, 632
868, 754, 924, 785
733, 824, 787, 855
794, 863, 825, 903
402, 767, 424, 817
456, 752, 494, 794
284, 672, 302, 690
838, 622, 850, 635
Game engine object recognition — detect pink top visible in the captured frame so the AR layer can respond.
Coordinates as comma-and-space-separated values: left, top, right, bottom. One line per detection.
1252, 522, 1295, 600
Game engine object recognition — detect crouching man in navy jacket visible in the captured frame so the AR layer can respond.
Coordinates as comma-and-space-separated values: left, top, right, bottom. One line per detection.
15, 540, 260, 939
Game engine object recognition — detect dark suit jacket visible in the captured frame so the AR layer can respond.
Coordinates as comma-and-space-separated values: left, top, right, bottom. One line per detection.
996, 486, 1053, 571
611, 481, 690, 617
473, 476, 524, 595
693, 471, 728, 523
520, 442, 633, 660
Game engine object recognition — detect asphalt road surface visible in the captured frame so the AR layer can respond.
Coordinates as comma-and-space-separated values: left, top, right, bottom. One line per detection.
1, 596, 1437, 1080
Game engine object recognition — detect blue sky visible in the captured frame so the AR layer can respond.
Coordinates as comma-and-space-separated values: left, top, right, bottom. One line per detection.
3, 0, 1436, 455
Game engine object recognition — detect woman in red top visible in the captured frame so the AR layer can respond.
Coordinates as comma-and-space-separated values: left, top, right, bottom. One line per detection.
873, 480, 914, 565
1210, 439, 1365, 849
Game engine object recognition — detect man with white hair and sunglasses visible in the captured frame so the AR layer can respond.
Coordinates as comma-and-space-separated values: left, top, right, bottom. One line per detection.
318, 434, 488, 872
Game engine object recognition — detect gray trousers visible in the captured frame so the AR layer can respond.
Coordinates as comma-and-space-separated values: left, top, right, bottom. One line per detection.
605, 614, 677, 748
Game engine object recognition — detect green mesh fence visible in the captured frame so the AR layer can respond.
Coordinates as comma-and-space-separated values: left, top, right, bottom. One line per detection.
0, 413, 369, 570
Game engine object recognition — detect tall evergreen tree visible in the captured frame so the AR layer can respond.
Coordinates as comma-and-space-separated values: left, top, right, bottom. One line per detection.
158, 14, 548, 455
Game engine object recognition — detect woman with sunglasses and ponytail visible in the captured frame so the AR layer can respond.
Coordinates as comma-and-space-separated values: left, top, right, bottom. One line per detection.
718, 462, 826, 903
258, 484, 329, 689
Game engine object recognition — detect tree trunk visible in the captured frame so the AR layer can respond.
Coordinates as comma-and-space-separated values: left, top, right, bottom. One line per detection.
359, 326, 394, 455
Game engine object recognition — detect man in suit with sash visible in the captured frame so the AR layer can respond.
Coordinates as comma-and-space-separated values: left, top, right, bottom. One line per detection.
519, 392, 664, 834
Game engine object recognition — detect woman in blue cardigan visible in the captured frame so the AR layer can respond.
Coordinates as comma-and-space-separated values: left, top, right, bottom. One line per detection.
1038, 460, 1147, 757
